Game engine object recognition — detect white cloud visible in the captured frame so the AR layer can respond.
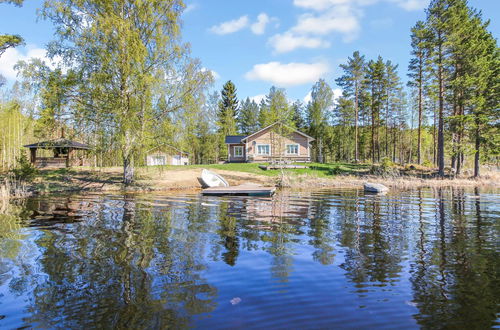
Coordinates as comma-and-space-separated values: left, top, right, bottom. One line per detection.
245, 61, 330, 87
292, 5, 361, 41
251, 13, 270, 35
209, 15, 249, 35
293, 0, 351, 11
250, 94, 266, 103
268, 31, 330, 53
392, 0, 429, 11
0, 45, 59, 81
184, 3, 198, 14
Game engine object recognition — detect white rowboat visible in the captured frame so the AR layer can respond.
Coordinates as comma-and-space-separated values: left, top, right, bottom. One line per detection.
201, 169, 229, 188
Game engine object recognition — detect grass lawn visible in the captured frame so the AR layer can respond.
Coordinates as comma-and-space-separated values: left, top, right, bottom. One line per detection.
145, 162, 371, 178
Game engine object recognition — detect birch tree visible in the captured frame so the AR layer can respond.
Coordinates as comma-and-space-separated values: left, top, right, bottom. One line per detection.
41, 0, 212, 184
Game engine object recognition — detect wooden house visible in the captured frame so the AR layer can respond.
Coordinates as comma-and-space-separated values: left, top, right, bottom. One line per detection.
146, 145, 189, 166
225, 122, 314, 163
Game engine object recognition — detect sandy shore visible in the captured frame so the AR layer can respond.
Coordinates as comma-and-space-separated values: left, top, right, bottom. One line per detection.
18, 167, 498, 195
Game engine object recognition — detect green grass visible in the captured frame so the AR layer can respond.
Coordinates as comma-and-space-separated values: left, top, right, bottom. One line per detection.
144, 162, 370, 178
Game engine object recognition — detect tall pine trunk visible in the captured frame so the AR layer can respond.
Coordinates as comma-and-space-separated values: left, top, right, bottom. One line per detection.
354, 83, 359, 162
474, 123, 480, 177
417, 62, 423, 164
437, 39, 445, 177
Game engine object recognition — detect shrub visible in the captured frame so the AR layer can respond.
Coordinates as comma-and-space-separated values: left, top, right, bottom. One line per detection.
328, 165, 342, 175
10, 153, 38, 181
370, 158, 399, 177
380, 157, 393, 170
422, 160, 434, 168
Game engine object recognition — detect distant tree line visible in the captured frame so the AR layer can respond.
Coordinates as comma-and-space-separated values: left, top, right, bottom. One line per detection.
0, 0, 498, 182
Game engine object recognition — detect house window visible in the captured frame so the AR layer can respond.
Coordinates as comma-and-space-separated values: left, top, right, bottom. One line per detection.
257, 144, 270, 155
153, 156, 166, 165
286, 144, 299, 155
234, 146, 243, 157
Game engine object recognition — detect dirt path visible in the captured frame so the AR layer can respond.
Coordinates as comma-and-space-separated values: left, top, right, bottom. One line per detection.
138, 168, 271, 190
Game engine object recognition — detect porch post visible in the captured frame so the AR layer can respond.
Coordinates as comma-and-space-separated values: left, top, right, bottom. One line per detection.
30, 148, 36, 164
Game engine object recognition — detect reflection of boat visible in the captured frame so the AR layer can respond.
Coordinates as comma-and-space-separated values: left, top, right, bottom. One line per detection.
202, 185, 275, 196
201, 169, 229, 188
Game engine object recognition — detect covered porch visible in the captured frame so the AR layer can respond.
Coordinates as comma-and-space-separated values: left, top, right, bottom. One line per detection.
24, 138, 91, 168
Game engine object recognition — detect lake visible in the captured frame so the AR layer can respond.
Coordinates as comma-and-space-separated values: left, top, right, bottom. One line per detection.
0, 188, 498, 329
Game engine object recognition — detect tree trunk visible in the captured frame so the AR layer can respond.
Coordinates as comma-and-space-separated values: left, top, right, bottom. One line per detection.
474, 124, 480, 178
318, 137, 323, 163
437, 41, 445, 177
354, 83, 359, 162
123, 154, 134, 185
417, 66, 422, 164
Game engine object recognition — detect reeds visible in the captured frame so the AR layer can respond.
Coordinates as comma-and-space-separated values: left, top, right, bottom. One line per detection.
0, 174, 31, 201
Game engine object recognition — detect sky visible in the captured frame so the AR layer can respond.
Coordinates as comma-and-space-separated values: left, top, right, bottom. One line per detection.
0, 0, 498, 104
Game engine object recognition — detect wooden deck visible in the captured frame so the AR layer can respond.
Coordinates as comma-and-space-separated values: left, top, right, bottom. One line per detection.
202, 185, 276, 196
259, 164, 309, 170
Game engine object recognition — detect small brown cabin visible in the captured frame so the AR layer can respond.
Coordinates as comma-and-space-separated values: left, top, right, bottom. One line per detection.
24, 138, 91, 168
225, 122, 314, 163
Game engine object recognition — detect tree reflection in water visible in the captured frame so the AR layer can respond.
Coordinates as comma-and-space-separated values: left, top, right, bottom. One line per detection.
0, 188, 498, 328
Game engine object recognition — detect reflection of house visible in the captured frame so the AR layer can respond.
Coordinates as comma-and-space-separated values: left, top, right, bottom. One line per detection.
146, 145, 189, 166
243, 192, 312, 225
225, 122, 314, 163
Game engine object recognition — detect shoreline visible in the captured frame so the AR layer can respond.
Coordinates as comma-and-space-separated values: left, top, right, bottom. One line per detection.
3, 167, 497, 197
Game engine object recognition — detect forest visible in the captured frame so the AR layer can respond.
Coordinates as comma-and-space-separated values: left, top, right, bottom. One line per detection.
0, 0, 498, 184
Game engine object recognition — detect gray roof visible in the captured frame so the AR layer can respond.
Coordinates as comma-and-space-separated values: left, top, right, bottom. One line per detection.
225, 135, 247, 144
24, 138, 91, 150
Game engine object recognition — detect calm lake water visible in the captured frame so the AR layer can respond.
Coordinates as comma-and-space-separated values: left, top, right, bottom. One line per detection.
0, 188, 498, 329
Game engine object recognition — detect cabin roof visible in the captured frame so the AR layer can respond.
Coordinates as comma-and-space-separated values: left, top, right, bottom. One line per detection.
241, 122, 315, 142
24, 138, 91, 150
146, 144, 189, 155
225, 135, 247, 144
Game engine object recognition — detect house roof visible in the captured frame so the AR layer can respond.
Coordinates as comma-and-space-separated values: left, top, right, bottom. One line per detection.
24, 138, 91, 150
146, 144, 189, 155
241, 122, 315, 142
225, 135, 247, 144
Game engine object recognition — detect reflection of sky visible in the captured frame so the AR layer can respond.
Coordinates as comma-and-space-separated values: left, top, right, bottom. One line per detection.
0, 188, 498, 328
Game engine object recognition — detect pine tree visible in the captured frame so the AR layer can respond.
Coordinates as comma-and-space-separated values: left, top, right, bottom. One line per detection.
425, 0, 452, 176
336, 51, 366, 162
366, 57, 386, 163
217, 80, 239, 135
291, 100, 306, 130
217, 80, 239, 159
408, 21, 430, 165
383, 60, 401, 160
238, 97, 259, 135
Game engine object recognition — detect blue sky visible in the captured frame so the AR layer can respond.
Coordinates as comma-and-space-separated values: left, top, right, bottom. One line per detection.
1, 0, 498, 104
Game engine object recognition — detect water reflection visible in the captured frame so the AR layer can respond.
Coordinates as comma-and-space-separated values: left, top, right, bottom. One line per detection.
0, 188, 498, 328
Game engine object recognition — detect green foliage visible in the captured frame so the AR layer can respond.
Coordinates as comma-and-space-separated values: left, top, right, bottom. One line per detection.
381, 157, 394, 169
238, 97, 260, 135
40, 0, 212, 184
422, 159, 434, 168
259, 86, 292, 127
10, 152, 37, 181
218, 80, 239, 135
0, 34, 24, 57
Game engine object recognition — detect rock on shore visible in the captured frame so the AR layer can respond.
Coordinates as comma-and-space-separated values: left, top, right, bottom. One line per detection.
364, 182, 389, 193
